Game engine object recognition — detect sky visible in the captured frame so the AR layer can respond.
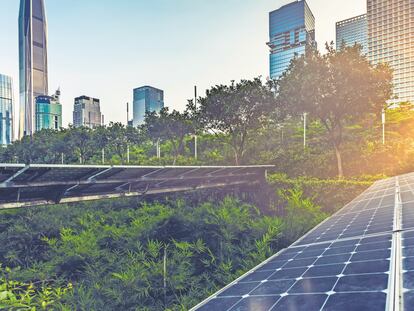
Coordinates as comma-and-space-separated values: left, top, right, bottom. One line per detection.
0, 0, 366, 130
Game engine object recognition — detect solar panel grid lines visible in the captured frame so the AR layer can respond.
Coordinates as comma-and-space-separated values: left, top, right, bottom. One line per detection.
384, 177, 402, 311
0, 164, 273, 209
293, 182, 395, 247
291, 179, 388, 248
398, 176, 414, 231
192, 177, 403, 311
399, 173, 414, 309
402, 230, 414, 309
193, 235, 393, 311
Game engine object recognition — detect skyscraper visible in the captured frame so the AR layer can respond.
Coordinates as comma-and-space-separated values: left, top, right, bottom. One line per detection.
19, 0, 48, 138
267, 0, 316, 80
35, 89, 62, 131
367, 0, 414, 105
73, 96, 102, 128
0, 74, 14, 146
133, 86, 164, 126
336, 14, 368, 55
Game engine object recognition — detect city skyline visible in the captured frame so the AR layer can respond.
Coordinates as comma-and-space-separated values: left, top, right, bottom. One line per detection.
133, 86, 164, 127
35, 90, 62, 131
18, 0, 48, 138
368, 0, 414, 105
336, 14, 368, 55
73, 95, 102, 128
0, 74, 14, 145
268, 0, 316, 79
0, 0, 366, 133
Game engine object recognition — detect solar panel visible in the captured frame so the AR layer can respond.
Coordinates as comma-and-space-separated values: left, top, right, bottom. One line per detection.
192, 174, 414, 311
0, 164, 273, 209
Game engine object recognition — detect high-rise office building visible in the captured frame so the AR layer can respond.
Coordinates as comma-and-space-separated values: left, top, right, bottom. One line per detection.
336, 14, 368, 55
0, 74, 14, 146
133, 86, 164, 126
19, 0, 48, 138
35, 89, 62, 131
367, 0, 414, 105
73, 96, 102, 128
267, 0, 316, 79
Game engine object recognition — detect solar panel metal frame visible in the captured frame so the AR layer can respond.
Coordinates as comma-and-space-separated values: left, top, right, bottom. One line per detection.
0, 164, 273, 209
191, 175, 413, 311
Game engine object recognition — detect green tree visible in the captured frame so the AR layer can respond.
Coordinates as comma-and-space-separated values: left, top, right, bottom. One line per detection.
277, 44, 393, 177
144, 108, 193, 165
194, 78, 275, 165
67, 126, 95, 164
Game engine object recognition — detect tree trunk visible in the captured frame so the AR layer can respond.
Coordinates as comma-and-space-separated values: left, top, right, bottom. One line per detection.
234, 150, 239, 166
334, 144, 344, 179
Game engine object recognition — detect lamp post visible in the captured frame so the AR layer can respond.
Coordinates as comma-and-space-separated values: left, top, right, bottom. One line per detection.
382, 108, 386, 145
194, 86, 198, 160
303, 112, 307, 149
126, 102, 130, 163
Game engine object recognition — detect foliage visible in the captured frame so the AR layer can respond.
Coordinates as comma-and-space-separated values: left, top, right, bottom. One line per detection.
0, 57, 412, 179
193, 78, 276, 165
278, 188, 327, 245
267, 173, 371, 214
143, 108, 193, 164
0, 197, 287, 310
277, 44, 393, 177
0, 265, 72, 310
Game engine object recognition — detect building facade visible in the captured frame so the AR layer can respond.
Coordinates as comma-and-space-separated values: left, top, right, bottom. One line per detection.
367, 0, 414, 105
19, 0, 48, 138
0, 74, 14, 146
133, 86, 164, 126
267, 0, 316, 79
336, 14, 368, 55
35, 89, 62, 131
73, 96, 102, 128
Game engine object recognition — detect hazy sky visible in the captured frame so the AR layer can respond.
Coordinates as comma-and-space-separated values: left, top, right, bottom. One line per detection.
0, 0, 366, 129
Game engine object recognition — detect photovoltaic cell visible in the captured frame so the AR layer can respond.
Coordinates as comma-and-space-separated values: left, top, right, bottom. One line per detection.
0, 164, 273, 208
192, 175, 407, 311
196, 234, 392, 311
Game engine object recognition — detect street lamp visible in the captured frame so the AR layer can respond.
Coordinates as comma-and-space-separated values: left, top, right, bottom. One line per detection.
194, 85, 198, 160
382, 108, 386, 145
303, 112, 307, 149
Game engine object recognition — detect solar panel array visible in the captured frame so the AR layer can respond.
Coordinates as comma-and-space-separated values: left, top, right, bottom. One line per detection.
0, 164, 272, 209
192, 173, 414, 311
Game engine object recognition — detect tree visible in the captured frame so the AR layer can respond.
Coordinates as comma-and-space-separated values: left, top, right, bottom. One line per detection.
67, 126, 95, 164
103, 122, 142, 164
194, 78, 275, 165
277, 44, 393, 178
144, 108, 193, 164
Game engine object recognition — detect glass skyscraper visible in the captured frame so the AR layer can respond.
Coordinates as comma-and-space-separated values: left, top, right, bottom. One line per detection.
367, 0, 414, 105
133, 86, 164, 126
73, 96, 102, 128
35, 89, 62, 132
19, 0, 48, 138
267, 0, 316, 79
336, 14, 368, 55
0, 74, 14, 146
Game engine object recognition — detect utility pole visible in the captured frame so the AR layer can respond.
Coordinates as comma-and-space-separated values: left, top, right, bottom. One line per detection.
157, 138, 161, 159
382, 108, 386, 145
303, 112, 307, 149
102, 148, 105, 164
127, 102, 130, 164
194, 86, 198, 160
126, 102, 129, 125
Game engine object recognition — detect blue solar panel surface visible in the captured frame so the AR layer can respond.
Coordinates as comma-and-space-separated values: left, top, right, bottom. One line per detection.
193, 174, 414, 311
